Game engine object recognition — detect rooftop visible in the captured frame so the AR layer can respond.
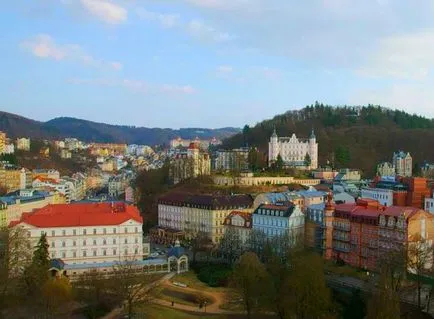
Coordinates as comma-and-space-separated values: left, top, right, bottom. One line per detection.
158, 192, 253, 209
10, 202, 142, 228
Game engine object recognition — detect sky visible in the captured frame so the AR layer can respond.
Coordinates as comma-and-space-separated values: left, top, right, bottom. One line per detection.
2, 0, 434, 128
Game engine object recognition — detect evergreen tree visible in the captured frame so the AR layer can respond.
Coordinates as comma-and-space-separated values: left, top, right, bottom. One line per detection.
24, 233, 50, 297
275, 154, 284, 171
304, 153, 312, 168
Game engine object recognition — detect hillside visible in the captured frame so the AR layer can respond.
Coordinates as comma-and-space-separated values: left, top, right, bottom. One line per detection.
222, 103, 434, 176
0, 112, 239, 145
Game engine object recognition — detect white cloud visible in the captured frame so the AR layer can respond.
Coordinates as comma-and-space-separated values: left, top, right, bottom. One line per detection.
357, 31, 434, 80
216, 65, 233, 75
184, 0, 250, 10
111, 61, 123, 70
21, 34, 66, 60
136, 8, 179, 28
80, 0, 127, 24
21, 34, 122, 71
187, 19, 234, 42
137, 8, 235, 43
69, 77, 197, 95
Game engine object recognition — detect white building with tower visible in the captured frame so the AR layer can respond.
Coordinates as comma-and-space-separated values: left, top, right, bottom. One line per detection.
268, 129, 318, 169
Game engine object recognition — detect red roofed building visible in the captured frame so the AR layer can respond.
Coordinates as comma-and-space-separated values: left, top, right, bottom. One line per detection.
325, 198, 434, 271
224, 211, 253, 244
10, 202, 144, 265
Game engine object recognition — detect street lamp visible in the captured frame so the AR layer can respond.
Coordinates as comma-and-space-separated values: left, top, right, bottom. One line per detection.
204, 301, 207, 313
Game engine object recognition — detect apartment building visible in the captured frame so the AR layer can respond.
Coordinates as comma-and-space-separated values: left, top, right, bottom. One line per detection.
157, 192, 253, 243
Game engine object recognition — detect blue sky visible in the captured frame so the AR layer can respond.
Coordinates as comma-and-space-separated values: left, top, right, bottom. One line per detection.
2, 0, 434, 128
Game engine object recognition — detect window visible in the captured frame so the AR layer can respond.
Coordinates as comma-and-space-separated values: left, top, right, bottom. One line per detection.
51, 242, 55, 248
83, 250, 87, 257
73, 240, 76, 247
124, 227, 128, 233
62, 241, 65, 247
73, 229, 76, 236
103, 239, 107, 245
62, 252, 66, 258
103, 250, 107, 256
83, 240, 86, 246
51, 230, 55, 236
93, 229, 97, 235
113, 228, 117, 234
51, 252, 56, 258
113, 238, 117, 245
93, 239, 97, 245
124, 238, 128, 244
135, 227, 138, 233
113, 249, 117, 255
73, 251, 76, 258
124, 249, 128, 255
83, 229, 87, 235
93, 250, 97, 256
62, 230, 66, 236
103, 228, 106, 235
134, 248, 138, 255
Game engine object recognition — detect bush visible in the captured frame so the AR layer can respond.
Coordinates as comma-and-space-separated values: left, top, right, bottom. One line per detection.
192, 263, 232, 287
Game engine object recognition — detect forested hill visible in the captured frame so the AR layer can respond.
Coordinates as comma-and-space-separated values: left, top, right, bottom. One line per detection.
0, 112, 239, 145
222, 103, 434, 176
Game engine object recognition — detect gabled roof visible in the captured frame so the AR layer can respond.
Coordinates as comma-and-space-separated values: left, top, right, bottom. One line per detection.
224, 210, 252, 228
10, 202, 142, 228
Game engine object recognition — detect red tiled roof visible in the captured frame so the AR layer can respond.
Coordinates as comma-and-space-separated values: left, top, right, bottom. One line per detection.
9, 203, 142, 228
224, 211, 252, 228
33, 176, 59, 184
382, 206, 421, 218
261, 204, 293, 211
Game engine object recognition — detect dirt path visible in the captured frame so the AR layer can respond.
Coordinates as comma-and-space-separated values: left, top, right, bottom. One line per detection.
158, 275, 236, 314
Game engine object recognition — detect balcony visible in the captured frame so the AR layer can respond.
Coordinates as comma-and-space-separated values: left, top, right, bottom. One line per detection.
333, 234, 350, 242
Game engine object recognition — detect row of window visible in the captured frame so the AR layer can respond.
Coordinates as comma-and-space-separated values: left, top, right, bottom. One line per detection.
51, 247, 140, 259
43, 227, 140, 237
51, 237, 141, 248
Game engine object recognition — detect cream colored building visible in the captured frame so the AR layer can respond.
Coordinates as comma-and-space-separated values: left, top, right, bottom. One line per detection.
377, 162, 395, 177
16, 138, 31, 151
0, 166, 31, 192
213, 173, 320, 187
0, 131, 6, 154
269, 129, 318, 169
11, 202, 144, 265
223, 211, 252, 244
170, 143, 211, 184
158, 192, 253, 243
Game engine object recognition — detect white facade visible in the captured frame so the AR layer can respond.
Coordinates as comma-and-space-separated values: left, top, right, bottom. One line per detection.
361, 187, 394, 207
223, 212, 252, 244
4, 144, 14, 154
21, 221, 143, 264
32, 179, 73, 203
16, 138, 30, 151
252, 204, 304, 239
393, 151, 413, 177
377, 162, 395, 177
268, 129, 318, 169
215, 148, 249, 172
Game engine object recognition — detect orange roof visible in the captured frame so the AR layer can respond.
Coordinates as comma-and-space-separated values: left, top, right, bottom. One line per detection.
10, 203, 142, 228
224, 211, 252, 228
33, 176, 58, 184
382, 206, 421, 219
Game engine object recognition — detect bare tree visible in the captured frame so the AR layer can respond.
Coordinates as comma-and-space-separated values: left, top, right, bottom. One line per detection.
0, 226, 32, 313
188, 231, 211, 263
111, 260, 159, 318
231, 252, 269, 319
219, 227, 243, 265
407, 234, 434, 310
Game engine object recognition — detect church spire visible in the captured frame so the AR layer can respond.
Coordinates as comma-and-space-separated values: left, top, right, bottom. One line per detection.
272, 126, 278, 138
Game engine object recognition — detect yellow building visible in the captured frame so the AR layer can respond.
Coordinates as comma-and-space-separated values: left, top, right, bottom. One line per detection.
0, 189, 61, 227
0, 131, 6, 154
16, 138, 31, 151
158, 192, 253, 244
0, 166, 29, 192
170, 143, 211, 184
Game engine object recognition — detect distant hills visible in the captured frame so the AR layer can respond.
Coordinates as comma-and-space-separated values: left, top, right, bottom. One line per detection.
0, 112, 240, 145
223, 103, 434, 176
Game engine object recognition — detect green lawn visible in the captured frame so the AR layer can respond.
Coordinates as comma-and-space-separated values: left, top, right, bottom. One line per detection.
171, 271, 228, 293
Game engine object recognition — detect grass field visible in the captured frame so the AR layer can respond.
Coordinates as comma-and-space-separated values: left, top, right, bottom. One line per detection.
171, 271, 228, 293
